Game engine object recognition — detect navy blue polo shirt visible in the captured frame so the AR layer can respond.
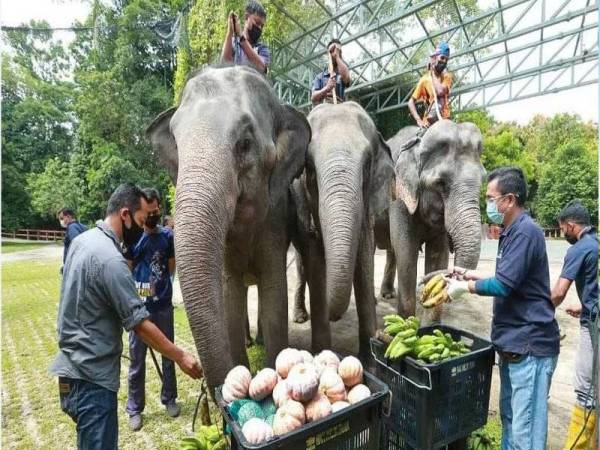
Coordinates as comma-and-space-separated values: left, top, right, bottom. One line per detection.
124, 226, 175, 313
312, 69, 347, 103
492, 212, 560, 356
560, 228, 598, 327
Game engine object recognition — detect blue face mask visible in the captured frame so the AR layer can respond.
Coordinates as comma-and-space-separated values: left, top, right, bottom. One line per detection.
486, 199, 504, 224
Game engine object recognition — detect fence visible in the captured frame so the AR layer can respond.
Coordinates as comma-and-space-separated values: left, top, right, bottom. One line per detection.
1, 229, 64, 242
484, 225, 562, 240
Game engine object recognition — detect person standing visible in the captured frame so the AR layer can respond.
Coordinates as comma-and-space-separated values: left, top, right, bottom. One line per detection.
446, 167, 560, 449
58, 208, 87, 264
125, 188, 178, 431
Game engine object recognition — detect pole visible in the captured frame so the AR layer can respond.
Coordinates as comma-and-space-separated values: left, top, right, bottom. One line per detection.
328, 51, 338, 105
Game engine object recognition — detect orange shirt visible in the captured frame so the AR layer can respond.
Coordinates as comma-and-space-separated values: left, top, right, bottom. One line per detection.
411, 72, 453, 123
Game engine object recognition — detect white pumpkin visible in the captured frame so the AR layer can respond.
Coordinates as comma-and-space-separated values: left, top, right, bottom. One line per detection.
287, 363, 319, 403
272, 380, 291, 407
272, 400, 305, 435
314, 350, 340, 375
305, 393, 332, 422
347, 383, 371, 404
331, 401, 350, 413
275, 348, 303, 379
249, 368, 278, 401
222, 365, 252, 403
299, 350, 314, 364
338, 356, 364, 387
318, 368, 347, 403
242, 418, 273, 445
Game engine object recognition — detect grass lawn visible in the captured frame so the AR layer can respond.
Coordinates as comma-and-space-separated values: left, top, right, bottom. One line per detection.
1, 241, 55, 254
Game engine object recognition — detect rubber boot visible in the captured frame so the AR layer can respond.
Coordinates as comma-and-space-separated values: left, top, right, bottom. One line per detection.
563, 404, 598, 450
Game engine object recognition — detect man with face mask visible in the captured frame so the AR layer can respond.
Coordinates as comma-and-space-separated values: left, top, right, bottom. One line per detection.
446, 167, 560, 449
221, 1, 270, 74
311, 38, 351, 105
124, 188, 178, 431
551, 201, 598, 449
50, 184, 202, 450
408, 41, 453, 128
57, 207, 87, 266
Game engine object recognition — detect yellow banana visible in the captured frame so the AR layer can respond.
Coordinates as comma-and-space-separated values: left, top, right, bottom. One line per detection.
422, 274, 444, 299
428, 277, 447, 298
422, 291, 445, 308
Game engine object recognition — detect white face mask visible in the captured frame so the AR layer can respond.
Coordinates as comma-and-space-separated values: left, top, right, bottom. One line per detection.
59, 219, 67, 228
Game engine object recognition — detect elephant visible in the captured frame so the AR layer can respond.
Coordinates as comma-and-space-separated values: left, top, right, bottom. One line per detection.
291, 101, 395, 361
388, 119, 484, 321
146, 65, 313, 391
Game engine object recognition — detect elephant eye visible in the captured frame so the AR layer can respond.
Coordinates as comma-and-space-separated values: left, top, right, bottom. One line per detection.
237, 137, 252, 154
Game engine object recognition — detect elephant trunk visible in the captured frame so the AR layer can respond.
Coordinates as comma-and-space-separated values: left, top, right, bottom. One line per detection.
175, 143, 235, 391
318, 157, 363, 321
446, 180, 482, 270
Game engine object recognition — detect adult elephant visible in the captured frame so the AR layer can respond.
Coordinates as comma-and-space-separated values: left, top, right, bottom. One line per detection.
388, 119, 484, 321
147, 66, 312, 390
293, 102, 395, 361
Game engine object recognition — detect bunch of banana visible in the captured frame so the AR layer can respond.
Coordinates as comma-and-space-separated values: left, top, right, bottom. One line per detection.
412, 329, 470, 364
180, 425, 228, 450
468, 429, 495, 450
383, 315, 420, 360
419, 274, 450, 308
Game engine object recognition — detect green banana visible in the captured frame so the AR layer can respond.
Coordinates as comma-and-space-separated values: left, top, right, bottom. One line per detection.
384, 322, 407, 335
383, 314, 405, 324
403, 336, 418, 346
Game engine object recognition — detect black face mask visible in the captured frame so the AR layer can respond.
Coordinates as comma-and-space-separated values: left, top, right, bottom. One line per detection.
248, 25, 262, 44
122, 213, 144, 249
435, 60, 447, 73
145, 214, 161, 229
565, 234, 578, 245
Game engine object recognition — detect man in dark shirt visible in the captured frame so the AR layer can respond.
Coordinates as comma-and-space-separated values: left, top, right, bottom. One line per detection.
58, 208, 87, 264
50, 184, 202, 450
447, 167, 560, 449
551, 200, 599, 449
311, 39, 351, 105
124, 188, 178, 431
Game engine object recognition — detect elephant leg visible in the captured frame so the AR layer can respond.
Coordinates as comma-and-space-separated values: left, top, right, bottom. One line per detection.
353, 222, 377, 364
223, 270, 250, 368
255, 317, 264, 346
379, 249, 397, 300
293, 248, 310, 323
425, 235, 450, 323
390, 202, 420, 317
257, 239, 289, 368
245, 314, 253, 347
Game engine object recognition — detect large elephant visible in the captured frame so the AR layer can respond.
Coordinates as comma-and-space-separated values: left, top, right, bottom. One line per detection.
147, 66, 312, 390
292, 102, 395, 360
388, 119, 484, 320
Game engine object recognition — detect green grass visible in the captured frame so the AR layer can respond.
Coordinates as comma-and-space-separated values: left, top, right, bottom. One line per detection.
1, 241, 54, 253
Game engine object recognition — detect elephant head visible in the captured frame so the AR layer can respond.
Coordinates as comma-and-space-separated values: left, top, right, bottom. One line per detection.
147, 66, 310, 389
393, 119, 484, 269
306, 102, 395, 321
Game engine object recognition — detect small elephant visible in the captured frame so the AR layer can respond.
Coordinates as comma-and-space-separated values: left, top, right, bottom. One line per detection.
292, 102, 395, 361
147, 66, 311, 391
388, 119, 485, 321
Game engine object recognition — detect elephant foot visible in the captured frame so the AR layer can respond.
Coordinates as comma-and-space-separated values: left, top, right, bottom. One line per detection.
293, 308, 310, 323
245, 336, 254, 348
380, 287, 396, 299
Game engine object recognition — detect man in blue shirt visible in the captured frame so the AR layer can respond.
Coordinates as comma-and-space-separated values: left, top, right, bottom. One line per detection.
124, 188, 178, 431
58, 208, 87, 265
221, 1, 270, 74
551, 200, 598, 449
447, 167, 560, 449
311, 39, 351, 105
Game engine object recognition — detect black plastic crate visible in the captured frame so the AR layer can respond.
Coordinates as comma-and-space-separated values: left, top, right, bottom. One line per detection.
216, 370, 390, 450
370, 325, 494, 450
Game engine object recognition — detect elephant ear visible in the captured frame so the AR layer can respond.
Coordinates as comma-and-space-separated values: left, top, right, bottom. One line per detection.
394, 144, 420, 215
147, 107, 178, 184
270, 105, 311, 207
369, 133, 396, 217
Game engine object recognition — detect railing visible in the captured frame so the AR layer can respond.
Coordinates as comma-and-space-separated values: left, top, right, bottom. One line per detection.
1, 229, 64, 242
483, 225, 562, 240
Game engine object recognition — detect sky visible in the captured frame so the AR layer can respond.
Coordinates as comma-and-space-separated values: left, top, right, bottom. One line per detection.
2, 0, 598, 125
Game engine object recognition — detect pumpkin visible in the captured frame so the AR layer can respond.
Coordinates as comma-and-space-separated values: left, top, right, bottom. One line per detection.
272, 380, 291, 407
287, 363, 319, 403
338, 356, 363, 387
275, 348, 303, 379
272, 400, 305, 435
318, 368, 347, 403
222, 365, 252, 403
314, 350, 340, 375
331, 401, 350, 413
249, 368, 278, 401
241, 418, 273, 445
299, 350, 314, 364
237, 401, 265, 427
347, 384, 371, 404
260, 397, 277, 417
305, 393, 332, 422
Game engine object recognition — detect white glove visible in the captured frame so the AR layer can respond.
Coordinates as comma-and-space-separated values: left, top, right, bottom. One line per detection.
446, 279, 470, 301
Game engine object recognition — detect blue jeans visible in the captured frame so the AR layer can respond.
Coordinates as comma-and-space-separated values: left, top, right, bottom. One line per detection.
499, 354, 558, 450
58, 377, 118, 450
